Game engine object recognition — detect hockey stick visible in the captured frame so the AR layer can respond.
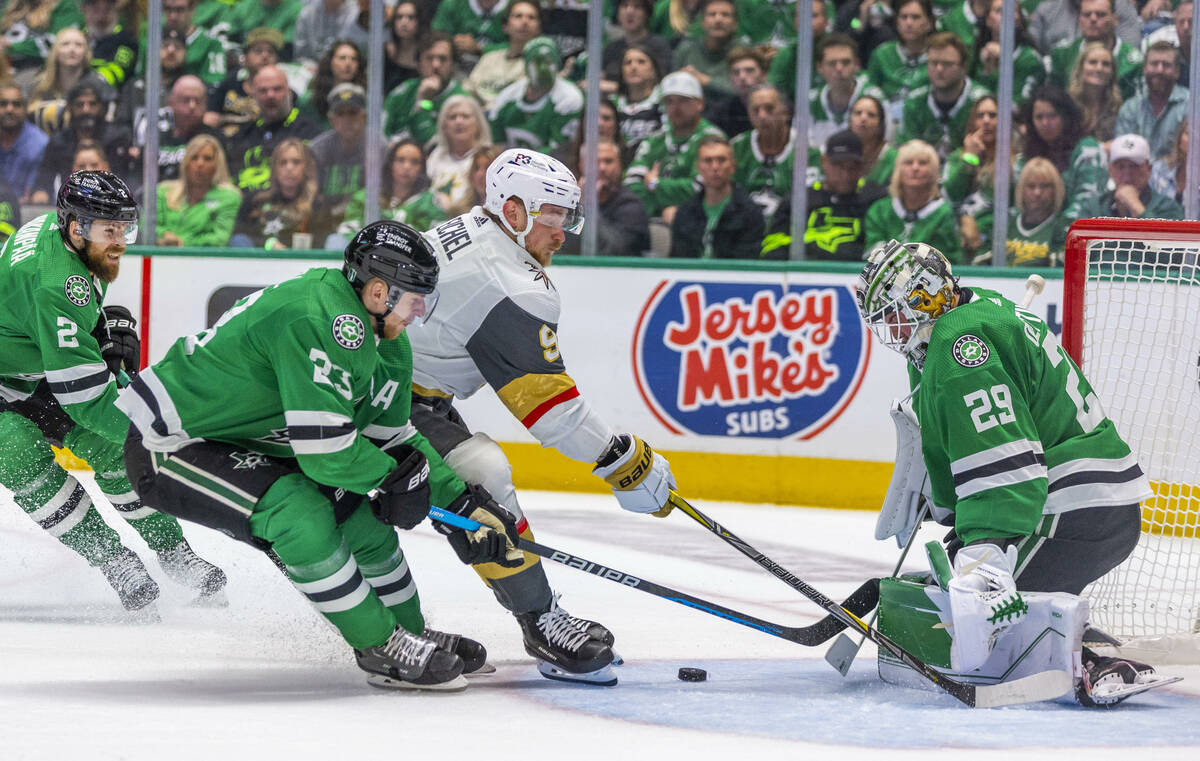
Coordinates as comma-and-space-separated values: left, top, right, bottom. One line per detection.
665, 491, 1072, 708
824, 498, 929, 676
428, 506, 878, 647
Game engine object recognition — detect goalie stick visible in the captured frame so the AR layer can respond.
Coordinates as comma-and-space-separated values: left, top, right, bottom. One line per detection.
665, 491, 1073, 708
428, 506, 878, 647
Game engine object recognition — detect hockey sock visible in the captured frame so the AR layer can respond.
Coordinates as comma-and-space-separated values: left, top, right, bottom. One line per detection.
0, 412, 124, 565
341, 503, 424, 634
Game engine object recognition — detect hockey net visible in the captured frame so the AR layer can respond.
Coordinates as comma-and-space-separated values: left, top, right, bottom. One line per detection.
1064, 218, 1200, 662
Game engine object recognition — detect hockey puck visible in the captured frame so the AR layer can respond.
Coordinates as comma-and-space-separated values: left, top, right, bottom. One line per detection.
677, 667, 707, 682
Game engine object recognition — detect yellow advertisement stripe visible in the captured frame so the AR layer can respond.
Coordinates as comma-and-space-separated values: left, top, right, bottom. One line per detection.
496, 373, 578, 422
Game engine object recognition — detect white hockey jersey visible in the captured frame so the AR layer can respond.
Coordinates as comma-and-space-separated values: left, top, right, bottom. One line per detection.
411, 209, 616, 463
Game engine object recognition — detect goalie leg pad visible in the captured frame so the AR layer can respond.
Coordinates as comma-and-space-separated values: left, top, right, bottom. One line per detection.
876, 394, 930, 547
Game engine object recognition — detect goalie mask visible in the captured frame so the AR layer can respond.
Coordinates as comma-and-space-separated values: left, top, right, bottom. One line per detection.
855, 240, 958, 369
484, 148, 584, 249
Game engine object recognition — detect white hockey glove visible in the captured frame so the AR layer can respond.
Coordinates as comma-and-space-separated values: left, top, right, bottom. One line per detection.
946, 543, 1029, 672
593, 434, 676, 517
875, 394, 931, 547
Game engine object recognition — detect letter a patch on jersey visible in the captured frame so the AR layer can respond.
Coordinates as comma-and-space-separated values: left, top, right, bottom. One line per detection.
952, 334, 990, 368
332, 314, 366, 350
65, 275, 91, 306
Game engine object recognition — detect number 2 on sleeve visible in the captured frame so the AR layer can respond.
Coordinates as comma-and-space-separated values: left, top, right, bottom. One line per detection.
963, 384, 1016, 433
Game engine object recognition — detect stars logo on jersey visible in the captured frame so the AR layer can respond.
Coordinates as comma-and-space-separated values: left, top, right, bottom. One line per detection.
65, 275, 91, 306
252, 428, 291, 446
953, 334, 990, 368
262, 217, 285, 237
230, 451, 271, 470
332, 314, 366, 350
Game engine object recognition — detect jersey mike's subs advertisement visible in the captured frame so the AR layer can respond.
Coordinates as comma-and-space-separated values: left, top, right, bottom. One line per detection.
107, 253, 1063, 507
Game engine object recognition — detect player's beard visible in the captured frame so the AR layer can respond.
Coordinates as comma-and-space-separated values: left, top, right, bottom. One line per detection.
84, 242, 122, 283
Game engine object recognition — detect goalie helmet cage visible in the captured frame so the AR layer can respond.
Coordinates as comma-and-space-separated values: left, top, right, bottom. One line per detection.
1064, 217, 1200, 663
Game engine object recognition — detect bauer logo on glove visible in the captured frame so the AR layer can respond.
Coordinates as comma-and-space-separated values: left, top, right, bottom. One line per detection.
594, 434, 677, 516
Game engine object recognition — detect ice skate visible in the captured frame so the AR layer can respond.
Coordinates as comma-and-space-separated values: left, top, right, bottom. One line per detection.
561, 611, 621, 665
1076, 647, 1182, 707
423, 627, 494, 675
517, 594, 617, 686
358, 627, 467, 692
100, 548, 160, 612
157, 539, 228, 605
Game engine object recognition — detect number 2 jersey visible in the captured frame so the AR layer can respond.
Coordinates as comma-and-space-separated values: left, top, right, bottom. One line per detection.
914, 286, 1152, 545
115, 268, 465, 502
410, 208, 617, 464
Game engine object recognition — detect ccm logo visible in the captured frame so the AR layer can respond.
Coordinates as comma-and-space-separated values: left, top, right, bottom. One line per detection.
618, 446, 653, 489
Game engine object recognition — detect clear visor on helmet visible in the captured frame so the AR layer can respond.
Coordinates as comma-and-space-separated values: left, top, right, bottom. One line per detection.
387, 286, 440, 327
79, 217, 138, 245
528, 203, 585, 234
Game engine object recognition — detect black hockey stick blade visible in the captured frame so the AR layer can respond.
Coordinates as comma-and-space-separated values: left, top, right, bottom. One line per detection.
665, 491, 1073, 708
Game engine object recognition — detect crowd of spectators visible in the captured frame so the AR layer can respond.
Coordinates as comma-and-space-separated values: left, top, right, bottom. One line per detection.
0, 0, 1194, 265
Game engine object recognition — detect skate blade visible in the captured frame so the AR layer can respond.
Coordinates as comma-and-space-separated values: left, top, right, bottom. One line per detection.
465, 662, 497, 677
611, 650, 624, 667
537, 660, 617, 686
1088, 674, 1183, 704
366, 673, 469, 692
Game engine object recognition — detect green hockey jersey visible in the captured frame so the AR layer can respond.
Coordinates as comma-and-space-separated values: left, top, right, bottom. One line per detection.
866, 41, 929, 106
1049, 37, 1143, 101
488, 78, 584, 154
115, 268, 465, 502
384, 79, 466, 145
897, 78, 992, 158
625, 117, 727, 215
0, 213, 123, 442
731, 130, 794, 225
914, 287, 1152, 545
432, 0, 511, 50
337, 189, 447, 238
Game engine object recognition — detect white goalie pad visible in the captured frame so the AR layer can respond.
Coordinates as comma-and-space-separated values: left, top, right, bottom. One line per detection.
875, 393, 933, 547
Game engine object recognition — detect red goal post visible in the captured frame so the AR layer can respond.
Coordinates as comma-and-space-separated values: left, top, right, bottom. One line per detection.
1064, 218, 1200, 661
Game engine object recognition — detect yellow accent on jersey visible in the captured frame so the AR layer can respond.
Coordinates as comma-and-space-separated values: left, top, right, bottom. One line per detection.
496, 372, 578, 422
412, 383, 452, 399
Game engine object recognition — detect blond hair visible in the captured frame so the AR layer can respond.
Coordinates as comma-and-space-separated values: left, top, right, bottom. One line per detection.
32, 28, 91, 101
1068, 41, 1121, 140
162, 134, 239, 210
1016, 157, 1065, 216
889, 139, 941, 199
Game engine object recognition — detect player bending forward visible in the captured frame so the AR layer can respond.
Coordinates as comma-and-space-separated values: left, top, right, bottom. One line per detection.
118, 221, 523, 690
856, 240, 1177, 706
0, 171, 225, 612
410, 149, 677, 686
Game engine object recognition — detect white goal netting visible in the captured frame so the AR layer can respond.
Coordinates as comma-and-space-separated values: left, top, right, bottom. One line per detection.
1070, 231, 1200, 660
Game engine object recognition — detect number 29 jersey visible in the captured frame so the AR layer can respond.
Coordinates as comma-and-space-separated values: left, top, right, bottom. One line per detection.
914, 286, 1152, 546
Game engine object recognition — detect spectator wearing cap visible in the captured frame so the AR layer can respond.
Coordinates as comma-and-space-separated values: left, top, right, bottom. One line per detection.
226, 64, 321, 194
730, 84, 795, 227
561, 137, 650, 256
206, 27, 292, 134
159, 0, 227, 86
762, 129, 887, 261
298, 40, 365, 129
82, 0, 139, 88
669, 135, 763, 259
116, 28, 189, 136
30, 76, 133, 203
0, 84, 48, 201
293, 0, 358, 66
1114, 40, 1188, 161
464, 0, 543, 110
1048, 0, 1143, 100
706, 45, 768, 139
809, 34, 884, 150
228, 0, 304, 55
1077, 133, 1184, 219
625, 70, 726, 221
672, 0, 747, 100
896, 32, 990, 160
489, 36, 584, 154
309, 83, 383, 226
384, 31, 465, 146
432, 0, 510, 75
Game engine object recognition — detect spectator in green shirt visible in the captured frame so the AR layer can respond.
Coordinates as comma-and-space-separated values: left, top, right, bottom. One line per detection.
971, 0, 1045, 105
673, 0, 746, 99
897, 32, 990, 160
1015, 84, 1108, 223
1067, 41, 1123, 143
1048, 0, 1143, 100
156, 133, 242, 248
866, 0, 933, 123
849, 93, 898, 187
864, 138, 963, 263
944, 95, 999, 259
997, 157, 1068, 267
384, 31, 464, 145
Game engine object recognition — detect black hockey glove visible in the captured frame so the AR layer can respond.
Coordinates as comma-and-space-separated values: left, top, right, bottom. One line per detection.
92, 305, 140, 381
435, 484, 523, 567
369, 445, 431, 530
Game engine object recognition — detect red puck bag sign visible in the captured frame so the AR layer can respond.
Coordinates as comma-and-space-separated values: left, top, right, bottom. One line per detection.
633, 280, 870, 439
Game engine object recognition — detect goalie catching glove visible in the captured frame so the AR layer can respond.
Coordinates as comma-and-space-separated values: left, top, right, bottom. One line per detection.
593, 434, 676, 516
369, 444, 431, 530
435, 484, 523, 567
940, 542, 1029, 672
92, 305, 140, 380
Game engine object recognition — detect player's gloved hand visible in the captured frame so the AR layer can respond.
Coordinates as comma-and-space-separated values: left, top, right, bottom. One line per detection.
92, 305, 140, 380
946, 542, 1028, 671
435, 484, 523, 567
369, 444, 431, 530
593, 434, 676, 517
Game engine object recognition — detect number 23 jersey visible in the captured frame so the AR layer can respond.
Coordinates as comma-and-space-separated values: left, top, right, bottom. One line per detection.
913, 286, 1151, 546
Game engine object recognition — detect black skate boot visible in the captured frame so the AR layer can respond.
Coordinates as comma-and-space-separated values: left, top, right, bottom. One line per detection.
1076, 647, 1167, 707
357, 627, 467, 692
100, 548, 160, 611
423, 628, 494, 675
157, 539, 228, 603
517, 595, 617, 686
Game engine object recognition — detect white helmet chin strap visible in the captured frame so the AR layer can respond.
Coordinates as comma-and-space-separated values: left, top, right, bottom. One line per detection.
499, 200, 535, 250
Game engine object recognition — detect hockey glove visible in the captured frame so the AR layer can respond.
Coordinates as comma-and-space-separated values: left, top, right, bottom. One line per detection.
946, 542, 1028, 672
369, 445, 431, 530
593, 434, 676, 517
92, 305, 140, 380
435, 484, 523, 567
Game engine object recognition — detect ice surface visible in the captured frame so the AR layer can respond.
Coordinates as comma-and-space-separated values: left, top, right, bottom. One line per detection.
1, 479, 1196, 760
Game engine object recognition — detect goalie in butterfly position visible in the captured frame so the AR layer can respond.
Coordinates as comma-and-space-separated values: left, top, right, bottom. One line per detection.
855, 240, 1178, 706
118, 220, 523, 691
0, 170, 225, 612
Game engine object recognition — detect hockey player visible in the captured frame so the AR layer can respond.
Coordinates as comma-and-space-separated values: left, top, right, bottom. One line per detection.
409, 149, 678, 686
855, 240, 1167, 705
0, 170, 225, 612
117, 221, 523, 691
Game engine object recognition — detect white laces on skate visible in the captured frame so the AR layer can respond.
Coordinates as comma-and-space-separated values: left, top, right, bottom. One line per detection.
382, 630, 436, 668
422, 628, 460, 652
538, 595, 593, 653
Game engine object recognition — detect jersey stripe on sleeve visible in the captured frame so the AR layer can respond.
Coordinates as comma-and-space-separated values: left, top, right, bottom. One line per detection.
950, 438, 1047, 500
45, 362, 111, 405
284, 410, 357, 455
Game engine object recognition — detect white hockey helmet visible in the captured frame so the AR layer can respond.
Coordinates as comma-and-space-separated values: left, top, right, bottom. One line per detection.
855, 240, 959, 369
484, 148, 584, 247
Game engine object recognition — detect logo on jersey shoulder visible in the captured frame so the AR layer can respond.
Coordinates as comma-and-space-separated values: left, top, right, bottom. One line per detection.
332, 314, 366, 350
527, 262, 553, 290
230, 451, 271, 470
952, 334, 990, 367
473, 215, 489, 227
64, 275, 91, 306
